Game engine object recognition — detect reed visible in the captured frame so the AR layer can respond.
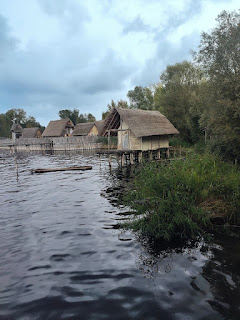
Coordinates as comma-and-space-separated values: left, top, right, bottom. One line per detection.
125, 153, 240, 240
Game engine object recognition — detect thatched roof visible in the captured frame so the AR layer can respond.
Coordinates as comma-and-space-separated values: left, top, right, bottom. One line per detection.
22, 127, 41, 138
42, 119, 74, 137
10, 123, 23, 133
101, 108, 179, 137
95, 120, 105, 135
72, 122, 95, 136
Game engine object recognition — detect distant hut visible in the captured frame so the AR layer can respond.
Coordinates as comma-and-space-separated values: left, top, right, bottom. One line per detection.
100, 108, 179, 151
73, 122, 98, 136
22, 127, 42, 138
10, 123, 23, 141
42, 119, 74, 137
95, 120, 105, 136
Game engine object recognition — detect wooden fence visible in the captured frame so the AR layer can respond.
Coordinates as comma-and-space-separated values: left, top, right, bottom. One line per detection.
0, 136, 102, 152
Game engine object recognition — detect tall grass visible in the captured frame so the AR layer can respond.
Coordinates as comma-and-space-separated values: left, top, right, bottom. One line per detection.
125, 153, 240, 240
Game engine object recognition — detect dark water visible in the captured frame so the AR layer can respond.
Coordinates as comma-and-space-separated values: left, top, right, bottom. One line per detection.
0, 151, 239, 320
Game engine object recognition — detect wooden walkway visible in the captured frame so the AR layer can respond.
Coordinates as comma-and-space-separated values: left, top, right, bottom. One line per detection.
97, 147, 178, 166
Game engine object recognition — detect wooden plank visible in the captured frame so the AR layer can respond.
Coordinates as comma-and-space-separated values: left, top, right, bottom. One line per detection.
30, 166, 92, 173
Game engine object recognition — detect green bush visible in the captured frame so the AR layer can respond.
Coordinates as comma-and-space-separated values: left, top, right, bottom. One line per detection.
125, 153, 240, 240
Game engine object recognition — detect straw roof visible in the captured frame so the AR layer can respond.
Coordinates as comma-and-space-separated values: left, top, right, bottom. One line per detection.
72, 122, 95, 136
10, 123, 23, 133
102, 108, 179, 137
95, 120, 105, 135
42, 119, 74, 137
22, 127, 41, 138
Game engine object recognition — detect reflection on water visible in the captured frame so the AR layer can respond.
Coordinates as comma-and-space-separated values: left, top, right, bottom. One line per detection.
0, 151, 239, 320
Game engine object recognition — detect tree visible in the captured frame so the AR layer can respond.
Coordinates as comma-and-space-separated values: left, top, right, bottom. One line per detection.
158, 61, 205, 143
102, 99, 129, 119
59, 109, 79, 125
6, 108, 27, 125
127, 86, 154, 110
194, 10, 240, 160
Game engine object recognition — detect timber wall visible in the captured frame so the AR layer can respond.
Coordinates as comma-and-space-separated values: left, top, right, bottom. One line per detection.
0, 136, 102, 152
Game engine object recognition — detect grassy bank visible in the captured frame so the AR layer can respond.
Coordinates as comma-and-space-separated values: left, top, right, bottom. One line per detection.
125, 153, 240, 241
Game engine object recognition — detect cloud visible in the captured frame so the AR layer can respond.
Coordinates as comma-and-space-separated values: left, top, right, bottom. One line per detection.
123, 16, 153, 34
0, 14, 18, 61
0, 0, 239, 126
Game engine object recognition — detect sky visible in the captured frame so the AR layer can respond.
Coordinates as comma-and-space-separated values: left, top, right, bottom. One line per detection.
0, 0, 239, 126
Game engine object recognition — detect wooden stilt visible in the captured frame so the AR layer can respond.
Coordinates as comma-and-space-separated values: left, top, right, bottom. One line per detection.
138, 151, 142, 163
130, 152, 134, 165
166, 148, 170, 158
149, 150, 153, 161
108, 154, 112, 167
157, 149, 161, 159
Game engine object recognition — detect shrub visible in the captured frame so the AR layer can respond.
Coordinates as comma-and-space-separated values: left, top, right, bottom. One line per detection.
125, 153, 240, 240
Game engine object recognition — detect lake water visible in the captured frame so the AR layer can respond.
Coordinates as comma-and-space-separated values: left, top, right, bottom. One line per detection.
0, 151, 239, 320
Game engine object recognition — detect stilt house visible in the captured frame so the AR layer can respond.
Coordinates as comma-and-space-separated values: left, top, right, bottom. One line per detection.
22, 127, 42, 138
73, 122, 98, 136
100, 108, 179, 151
42, 119, 74, 137
10, 123, 23, 141
73, 120, 106, 136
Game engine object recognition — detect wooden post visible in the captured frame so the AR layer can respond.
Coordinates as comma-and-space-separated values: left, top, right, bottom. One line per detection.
121, 153, 125, 166
108, 131, 110, 150
139, 151, 142, 163
166, 148, 170, 158
130, 152, 134, 165
108, 154, 112, 167
149, 150, 153, 161
157, 149, 161, 160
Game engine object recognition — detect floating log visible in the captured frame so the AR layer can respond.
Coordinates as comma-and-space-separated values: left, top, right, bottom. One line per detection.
30, 166, 92, 174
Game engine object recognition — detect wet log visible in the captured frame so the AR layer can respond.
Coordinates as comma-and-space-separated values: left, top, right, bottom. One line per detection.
30, 166, 92, 174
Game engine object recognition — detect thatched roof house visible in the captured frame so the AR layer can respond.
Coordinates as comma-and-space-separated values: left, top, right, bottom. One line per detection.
73, 120, 106, 136
95, 120, 105, 136
22, 127, 42, 138
101, 108, 179, 151
73, 122, 96, 136
10, 123, 23, 140
42, 119, 74, 137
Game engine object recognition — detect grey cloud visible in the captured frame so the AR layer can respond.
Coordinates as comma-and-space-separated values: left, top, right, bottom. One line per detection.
0, 14, 18, 61
37, 0, 90, 32
133, 30, 201, 86
123, 16, 153, 34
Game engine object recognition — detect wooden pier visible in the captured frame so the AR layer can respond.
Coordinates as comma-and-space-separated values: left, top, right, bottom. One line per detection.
97, 147, 179, 167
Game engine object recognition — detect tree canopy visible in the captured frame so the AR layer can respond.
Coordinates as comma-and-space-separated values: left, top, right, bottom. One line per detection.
58, 109, 96, 124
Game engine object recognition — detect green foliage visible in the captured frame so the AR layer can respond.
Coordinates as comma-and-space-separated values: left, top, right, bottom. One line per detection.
127, 86, 154, 110
59, 109, 79, 125
125, 153, 240, 241
157, 61, 205, 143
102, 99, 129, 119
59, 109, 96, 124
0, 108, 44, 137
194, 10, 240, 161
96, 136, 118, 146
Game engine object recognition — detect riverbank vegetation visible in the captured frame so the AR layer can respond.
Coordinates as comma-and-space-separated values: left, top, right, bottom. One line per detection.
125, 153, 240, 241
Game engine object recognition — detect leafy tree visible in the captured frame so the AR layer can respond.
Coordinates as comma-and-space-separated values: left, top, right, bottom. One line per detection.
194, 10, 240, 160
86, 113, 96, 122
127, 86, 154, 110
6, 108, 27, 125
158, 61, 205, 143
102, 99, 129, 119
59, 109, 79, 125
0, 113, 11, 137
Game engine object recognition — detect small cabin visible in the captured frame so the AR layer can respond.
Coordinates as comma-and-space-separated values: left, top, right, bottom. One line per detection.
73, 120, 106, 136
73, 122, 98, 136
42, 119, 74, 137
22, 127, 42, 138
10, 123, 23, 141
100, 108, 179, 151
